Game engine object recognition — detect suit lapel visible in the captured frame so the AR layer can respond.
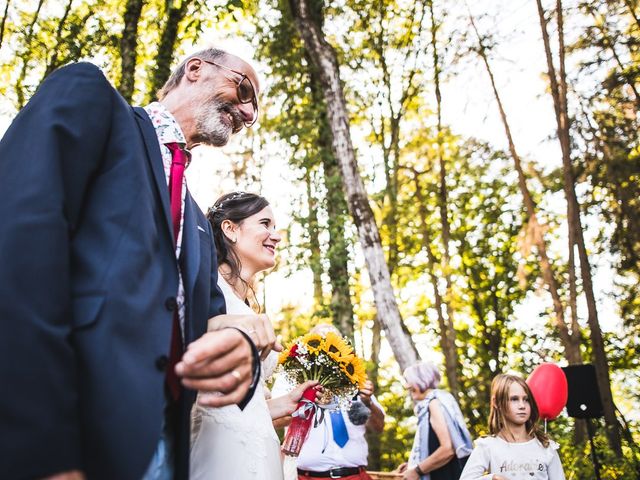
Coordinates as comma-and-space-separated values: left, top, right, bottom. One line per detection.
133, 106, 173, 241
181, 192, 201, 311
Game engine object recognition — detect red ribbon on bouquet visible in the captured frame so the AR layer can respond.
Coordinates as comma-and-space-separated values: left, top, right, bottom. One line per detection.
282, 387, 318, 456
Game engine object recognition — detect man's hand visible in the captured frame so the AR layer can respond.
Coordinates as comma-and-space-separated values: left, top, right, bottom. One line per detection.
208, 313, 282, 360
176, 329, 253, 407
359, 379, 385, 432
359, 379, 374, 406
43, 471, 85, 480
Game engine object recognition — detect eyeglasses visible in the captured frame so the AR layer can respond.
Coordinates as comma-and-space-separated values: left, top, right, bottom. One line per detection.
198, 58, 258, 127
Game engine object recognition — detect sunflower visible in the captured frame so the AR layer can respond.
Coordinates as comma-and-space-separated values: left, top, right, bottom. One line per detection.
278, 342, 299, 364
340, 355, 367, 387
322, 331, 352, 359
327, 350, 354, 365
278, 346, 291, 365
301, 333, 324, 353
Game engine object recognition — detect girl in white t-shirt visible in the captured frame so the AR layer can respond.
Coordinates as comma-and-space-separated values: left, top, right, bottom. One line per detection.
460, 373, 566, 480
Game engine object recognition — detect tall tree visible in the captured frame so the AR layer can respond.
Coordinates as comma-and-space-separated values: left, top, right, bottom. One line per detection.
40, 0, 76, 79
535, 0, 622, 454
308, 59, 355, 340
468, 12, 582, 365
15, 0, 46, 108
147, 0, 193, 100
252, 0, 357, 337
428, 0, 460, 398
119, 0, 144, 101
304, 168, 324, 305
351, 0, 425, 274
411, 167, 459, 395
0, 0, 11, 50
288, 0, 419, 371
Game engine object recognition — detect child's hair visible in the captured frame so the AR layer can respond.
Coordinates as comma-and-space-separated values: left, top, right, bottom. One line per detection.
488, 373, 550, 447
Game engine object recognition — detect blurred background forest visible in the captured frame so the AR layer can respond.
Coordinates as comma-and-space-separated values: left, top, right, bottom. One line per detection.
1, 0, 639, 477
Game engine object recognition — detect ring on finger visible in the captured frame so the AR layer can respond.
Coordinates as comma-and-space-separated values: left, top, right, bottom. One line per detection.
246, 329, 257, 335
229, 369, 242, 383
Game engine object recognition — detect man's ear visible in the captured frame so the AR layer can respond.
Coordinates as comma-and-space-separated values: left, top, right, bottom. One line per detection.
184, 58, 203, 82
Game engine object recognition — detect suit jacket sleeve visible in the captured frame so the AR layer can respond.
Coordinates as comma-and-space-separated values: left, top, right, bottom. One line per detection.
0, 63, 114, 476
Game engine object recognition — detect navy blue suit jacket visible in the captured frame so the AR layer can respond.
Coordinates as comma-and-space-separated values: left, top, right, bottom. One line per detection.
0, 63, 232, 479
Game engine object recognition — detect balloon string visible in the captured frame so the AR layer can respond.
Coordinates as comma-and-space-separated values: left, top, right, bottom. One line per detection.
544, 418, 547, 433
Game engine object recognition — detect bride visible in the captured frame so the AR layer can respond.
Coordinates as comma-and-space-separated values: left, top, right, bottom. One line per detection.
190, 191, 317, 479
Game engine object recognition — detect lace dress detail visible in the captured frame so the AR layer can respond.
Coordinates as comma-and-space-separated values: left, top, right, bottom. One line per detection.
190, 278, 283, 480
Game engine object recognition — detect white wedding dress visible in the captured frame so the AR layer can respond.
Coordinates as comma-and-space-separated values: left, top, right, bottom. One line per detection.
190, 276, 283, 479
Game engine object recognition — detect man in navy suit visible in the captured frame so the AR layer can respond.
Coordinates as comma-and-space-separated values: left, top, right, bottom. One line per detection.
0, 48, 279, 479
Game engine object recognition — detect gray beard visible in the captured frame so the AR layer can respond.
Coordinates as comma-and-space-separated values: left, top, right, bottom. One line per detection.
193, 98, 233, 147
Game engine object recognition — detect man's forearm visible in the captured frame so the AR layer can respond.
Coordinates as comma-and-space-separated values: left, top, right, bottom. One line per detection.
366, 403, 385, 432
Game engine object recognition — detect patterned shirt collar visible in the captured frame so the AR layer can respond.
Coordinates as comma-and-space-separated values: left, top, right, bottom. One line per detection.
143, 101, 187, 148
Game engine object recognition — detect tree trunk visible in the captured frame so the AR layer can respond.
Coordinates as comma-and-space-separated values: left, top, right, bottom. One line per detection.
289, 0, 419, 371
413, 172, 459, 395
429, 0, 460, 399
535, 0, 622, 454
622, 0, 640, 31
15, 0, 46, 109
366, 317, 382, 470
305, 170, 324, 305
310, 60, 356, 341
567, 236, 588, 443
147, 0, 192, 101
119, 0, 145, 101
323, 146, 355, 341
379, 42, 399, 272
584, 4, 640, 108
372, 0, 424, 274
469, 12, 582, 364
0, 0, 11, 50
40, 0, 74, 81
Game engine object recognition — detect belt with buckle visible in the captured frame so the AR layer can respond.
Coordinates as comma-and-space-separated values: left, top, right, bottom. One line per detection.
297, 466, 364, 478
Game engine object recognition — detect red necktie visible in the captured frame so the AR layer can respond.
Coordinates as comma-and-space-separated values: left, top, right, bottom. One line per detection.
165, 142, 187, 401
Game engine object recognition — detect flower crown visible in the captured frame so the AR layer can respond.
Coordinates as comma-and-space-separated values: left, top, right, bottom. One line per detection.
208, 191, 248, 215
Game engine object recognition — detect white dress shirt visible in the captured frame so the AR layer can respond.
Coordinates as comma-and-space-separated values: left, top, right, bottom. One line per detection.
272, 376, 383, 471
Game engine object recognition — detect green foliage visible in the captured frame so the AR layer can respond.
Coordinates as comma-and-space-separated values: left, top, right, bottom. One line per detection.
556, 422, 640, 479
2, 0, 639, 472
374, 360, 416, 471
571, 0, 640, 391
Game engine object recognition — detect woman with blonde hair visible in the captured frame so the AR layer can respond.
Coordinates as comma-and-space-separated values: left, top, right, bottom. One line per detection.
398, 361, 472, 480
459, 373, 565, 480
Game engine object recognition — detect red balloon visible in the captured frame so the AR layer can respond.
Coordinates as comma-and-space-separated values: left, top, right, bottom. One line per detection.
526, 363, 568, 420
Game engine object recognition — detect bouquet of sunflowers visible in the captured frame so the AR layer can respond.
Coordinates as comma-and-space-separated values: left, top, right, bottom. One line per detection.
279, 330, 367, 455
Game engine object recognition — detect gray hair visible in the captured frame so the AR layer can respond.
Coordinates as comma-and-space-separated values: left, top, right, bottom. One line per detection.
311, 323, 340, 336
157, 48, 229, 100
403, 361, 441, 392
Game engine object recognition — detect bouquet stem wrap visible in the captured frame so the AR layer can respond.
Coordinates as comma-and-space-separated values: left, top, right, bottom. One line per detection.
281, 387, 318, 456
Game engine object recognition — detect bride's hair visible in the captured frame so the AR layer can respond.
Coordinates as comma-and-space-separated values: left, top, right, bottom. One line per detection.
207, 192, 270, 307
